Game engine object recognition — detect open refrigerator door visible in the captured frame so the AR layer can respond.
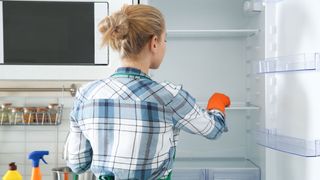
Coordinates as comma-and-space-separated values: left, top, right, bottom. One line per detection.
259, 0, 320, 180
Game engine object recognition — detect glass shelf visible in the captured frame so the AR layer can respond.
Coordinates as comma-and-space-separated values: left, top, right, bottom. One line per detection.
256, 128, 320, 157
256, 53, 320, 74
167, 29, 260, 38
198, 101, 260, 110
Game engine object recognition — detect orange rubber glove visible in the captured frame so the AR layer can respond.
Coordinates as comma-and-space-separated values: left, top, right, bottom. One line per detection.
207, 93, 231, 114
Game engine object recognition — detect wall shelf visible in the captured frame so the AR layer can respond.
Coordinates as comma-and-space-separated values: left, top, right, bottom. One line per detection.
256, 128, 320, 157
0, 104, 63, 126
256, 53, 320, 74
167, 29, 260, 38
0, 84, 77, 97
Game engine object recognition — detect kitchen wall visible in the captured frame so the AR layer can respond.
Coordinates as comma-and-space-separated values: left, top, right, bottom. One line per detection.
0, 80, 87, 179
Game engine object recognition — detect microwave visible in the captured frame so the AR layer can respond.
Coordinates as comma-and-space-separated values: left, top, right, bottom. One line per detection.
0, 0, 135, 80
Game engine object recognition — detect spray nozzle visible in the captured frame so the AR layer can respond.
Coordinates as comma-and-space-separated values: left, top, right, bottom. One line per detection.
28, 151, 49, 168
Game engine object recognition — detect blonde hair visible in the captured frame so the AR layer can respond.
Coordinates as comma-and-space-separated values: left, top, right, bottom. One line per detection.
99, 4, 165, 58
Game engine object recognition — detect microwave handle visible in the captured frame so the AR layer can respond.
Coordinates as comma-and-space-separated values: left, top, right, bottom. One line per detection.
0, 1, 3, 64
94, 2, 109, 65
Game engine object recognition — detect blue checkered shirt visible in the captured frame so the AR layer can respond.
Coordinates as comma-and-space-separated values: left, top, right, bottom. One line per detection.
65, 67, 226, 179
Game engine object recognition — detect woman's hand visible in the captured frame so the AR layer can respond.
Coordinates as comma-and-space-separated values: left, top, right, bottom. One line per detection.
207, 93, 231, 114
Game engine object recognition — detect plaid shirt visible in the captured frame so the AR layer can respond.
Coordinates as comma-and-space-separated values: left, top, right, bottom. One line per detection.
65, 67, 226, 180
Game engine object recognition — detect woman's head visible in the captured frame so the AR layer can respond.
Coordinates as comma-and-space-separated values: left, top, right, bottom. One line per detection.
99, 4, 166, 69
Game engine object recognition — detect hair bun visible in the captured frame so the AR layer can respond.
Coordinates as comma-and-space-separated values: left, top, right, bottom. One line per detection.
99, 4, 165, 59
112, 13, 129, 40
99, 12, 129, 41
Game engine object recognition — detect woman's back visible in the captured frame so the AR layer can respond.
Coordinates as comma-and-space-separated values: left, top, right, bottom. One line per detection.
68, 67, 182, 179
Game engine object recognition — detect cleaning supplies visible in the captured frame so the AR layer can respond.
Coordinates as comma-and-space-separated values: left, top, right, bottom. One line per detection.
2, 162, 23, 180
28, 151, 49, 180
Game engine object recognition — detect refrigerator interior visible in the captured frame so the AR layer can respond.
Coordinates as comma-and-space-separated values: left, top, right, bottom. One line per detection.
146, 0, 266, 179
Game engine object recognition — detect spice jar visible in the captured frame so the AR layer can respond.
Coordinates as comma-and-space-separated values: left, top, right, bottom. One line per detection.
10, 107, 24, 124
48, 103, 59, 124
13, 107, 24, 124
9, 107, 16, 124
23, 107, 36, 124
36, 107, 49, 124
0, 106, 3, 124
1, 103, 12, 124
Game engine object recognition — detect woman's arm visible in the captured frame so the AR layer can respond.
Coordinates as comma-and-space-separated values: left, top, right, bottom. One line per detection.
169, 88, 227, 139
64, 99, 93, 174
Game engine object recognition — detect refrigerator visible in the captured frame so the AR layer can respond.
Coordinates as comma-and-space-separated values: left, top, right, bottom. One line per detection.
138, 0, 320, 180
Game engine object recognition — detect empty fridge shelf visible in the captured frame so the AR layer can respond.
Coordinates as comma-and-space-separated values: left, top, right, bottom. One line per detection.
226, 103, 260, 110
256, 53, 320, 73
198, 101, 260, 110
167, 29, 260, 38
256, 128, 320, 157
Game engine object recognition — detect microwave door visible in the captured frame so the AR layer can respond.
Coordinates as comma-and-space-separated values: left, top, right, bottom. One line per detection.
1, 1, 109, 65
94, 2, 109, 65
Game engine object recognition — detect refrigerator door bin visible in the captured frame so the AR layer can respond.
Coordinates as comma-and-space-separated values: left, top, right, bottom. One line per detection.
256, 53, 320, 157
256, 128, 320, 157
255, 53, 320, 74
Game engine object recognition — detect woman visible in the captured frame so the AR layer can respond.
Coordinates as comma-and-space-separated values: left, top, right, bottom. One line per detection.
65, 4, 230, 180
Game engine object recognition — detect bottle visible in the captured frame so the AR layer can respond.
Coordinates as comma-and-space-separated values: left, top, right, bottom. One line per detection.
28, 151, 49, 180
2, 162, 23, 180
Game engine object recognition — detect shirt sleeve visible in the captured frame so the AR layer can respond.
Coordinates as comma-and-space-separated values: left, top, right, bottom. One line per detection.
64, 98, 93, 174
168, 88, 227, 140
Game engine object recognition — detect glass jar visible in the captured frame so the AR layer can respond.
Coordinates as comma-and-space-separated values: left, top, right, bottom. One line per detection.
36, 107, 49, 124
0, 106, 2, 124
23, 107, 36, 124
48, 104, 59, 124
12, 107, 24, 124
1, 103, 12, 124
10, 107, 17, 124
